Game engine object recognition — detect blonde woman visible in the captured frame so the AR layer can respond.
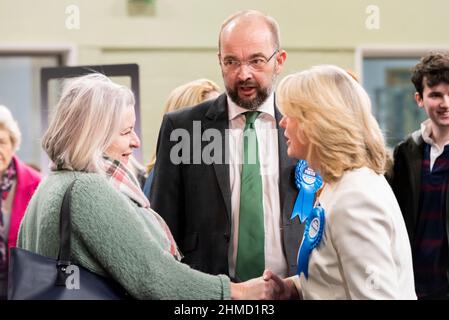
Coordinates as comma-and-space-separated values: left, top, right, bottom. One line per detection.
143, 78, 220, 197
268, 65, 416, 299
17, 73, 281, 299
162, 78, 220, 114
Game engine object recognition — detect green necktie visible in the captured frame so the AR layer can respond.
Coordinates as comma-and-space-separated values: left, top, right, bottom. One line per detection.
235, 111, 265, 281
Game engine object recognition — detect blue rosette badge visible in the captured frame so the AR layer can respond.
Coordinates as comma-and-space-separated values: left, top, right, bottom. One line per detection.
291, 160, 325, 279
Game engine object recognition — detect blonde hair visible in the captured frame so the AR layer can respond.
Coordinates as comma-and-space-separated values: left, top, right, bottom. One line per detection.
163, 79, 220, 113
147, 79, 220, 172
0, 105, 21, 151
277, 65, 387, 182
42, 73, 135, 173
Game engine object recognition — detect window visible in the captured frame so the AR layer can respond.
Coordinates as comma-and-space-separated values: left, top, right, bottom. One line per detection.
355, 46, 449, 148
0, 54, 60, 170
363, 57, 426, 147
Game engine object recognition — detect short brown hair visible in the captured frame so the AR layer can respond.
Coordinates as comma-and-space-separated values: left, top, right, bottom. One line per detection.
411, 52, 449, 97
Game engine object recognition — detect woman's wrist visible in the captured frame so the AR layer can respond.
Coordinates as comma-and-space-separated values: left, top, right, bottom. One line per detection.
230, 282, 243, 300
286, 276, 302, 300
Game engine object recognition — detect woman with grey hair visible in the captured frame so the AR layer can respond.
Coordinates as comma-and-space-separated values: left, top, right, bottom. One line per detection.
17, 73, 283, 300
0, 105, 41, 299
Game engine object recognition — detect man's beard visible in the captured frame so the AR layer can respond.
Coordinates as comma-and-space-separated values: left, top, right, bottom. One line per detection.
226, 79, 272, 111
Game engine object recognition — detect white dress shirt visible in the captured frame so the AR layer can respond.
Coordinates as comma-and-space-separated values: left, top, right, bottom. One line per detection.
420, 119, 449, 171
227, 93, 288, 279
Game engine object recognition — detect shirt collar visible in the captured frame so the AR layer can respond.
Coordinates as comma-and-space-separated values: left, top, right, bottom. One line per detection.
227, 92, 275, 121
420, 119, 434, 145
420, 119, 449, 148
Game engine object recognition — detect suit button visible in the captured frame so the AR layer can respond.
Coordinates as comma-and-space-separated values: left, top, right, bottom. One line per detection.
224, 233, 230, 242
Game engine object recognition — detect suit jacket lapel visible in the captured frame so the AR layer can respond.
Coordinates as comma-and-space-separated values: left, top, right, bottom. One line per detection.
408, 136, 424, 234
275, 106, 297, 224
204, 94, 232, 221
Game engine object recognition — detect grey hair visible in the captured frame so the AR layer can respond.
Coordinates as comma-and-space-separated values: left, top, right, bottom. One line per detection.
0, 105, 21, 151
42, 73, 135, 172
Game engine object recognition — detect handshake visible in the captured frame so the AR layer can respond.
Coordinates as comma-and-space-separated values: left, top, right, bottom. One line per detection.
230, 270, 301, 300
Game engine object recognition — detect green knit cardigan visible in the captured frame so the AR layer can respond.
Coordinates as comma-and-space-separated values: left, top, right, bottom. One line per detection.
17, 170, 231, 299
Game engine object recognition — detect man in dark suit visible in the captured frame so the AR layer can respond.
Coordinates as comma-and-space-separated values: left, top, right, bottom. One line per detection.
149, 10, 303, 281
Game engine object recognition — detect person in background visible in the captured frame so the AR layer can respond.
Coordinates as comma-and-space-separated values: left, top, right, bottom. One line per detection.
0, 105, 41, 299
389, 52, 449, 299
267, 65, 416, 299
143, 78, 220, 198
18, 73, 283, 300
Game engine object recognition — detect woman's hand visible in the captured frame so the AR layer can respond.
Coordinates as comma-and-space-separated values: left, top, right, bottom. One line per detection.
230, 269, 297, 300
262, 270, 301, 300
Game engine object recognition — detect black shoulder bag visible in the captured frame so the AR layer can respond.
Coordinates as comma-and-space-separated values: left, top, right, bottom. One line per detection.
7, 180, 130, 300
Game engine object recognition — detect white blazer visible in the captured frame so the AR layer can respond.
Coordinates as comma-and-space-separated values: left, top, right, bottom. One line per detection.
293, 167, 416, 299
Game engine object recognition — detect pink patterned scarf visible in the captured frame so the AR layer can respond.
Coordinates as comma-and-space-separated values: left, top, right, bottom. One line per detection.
103, 156, 182, 261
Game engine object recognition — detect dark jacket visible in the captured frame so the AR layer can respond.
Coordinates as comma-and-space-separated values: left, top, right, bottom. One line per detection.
389, 129, 449, 249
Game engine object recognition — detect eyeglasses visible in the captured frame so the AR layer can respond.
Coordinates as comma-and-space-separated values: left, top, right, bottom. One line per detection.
221, 49, 279, 72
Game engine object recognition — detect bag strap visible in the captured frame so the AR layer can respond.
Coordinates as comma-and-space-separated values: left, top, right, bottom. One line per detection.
53, 178, 131, 296
57, 180, 77, 269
